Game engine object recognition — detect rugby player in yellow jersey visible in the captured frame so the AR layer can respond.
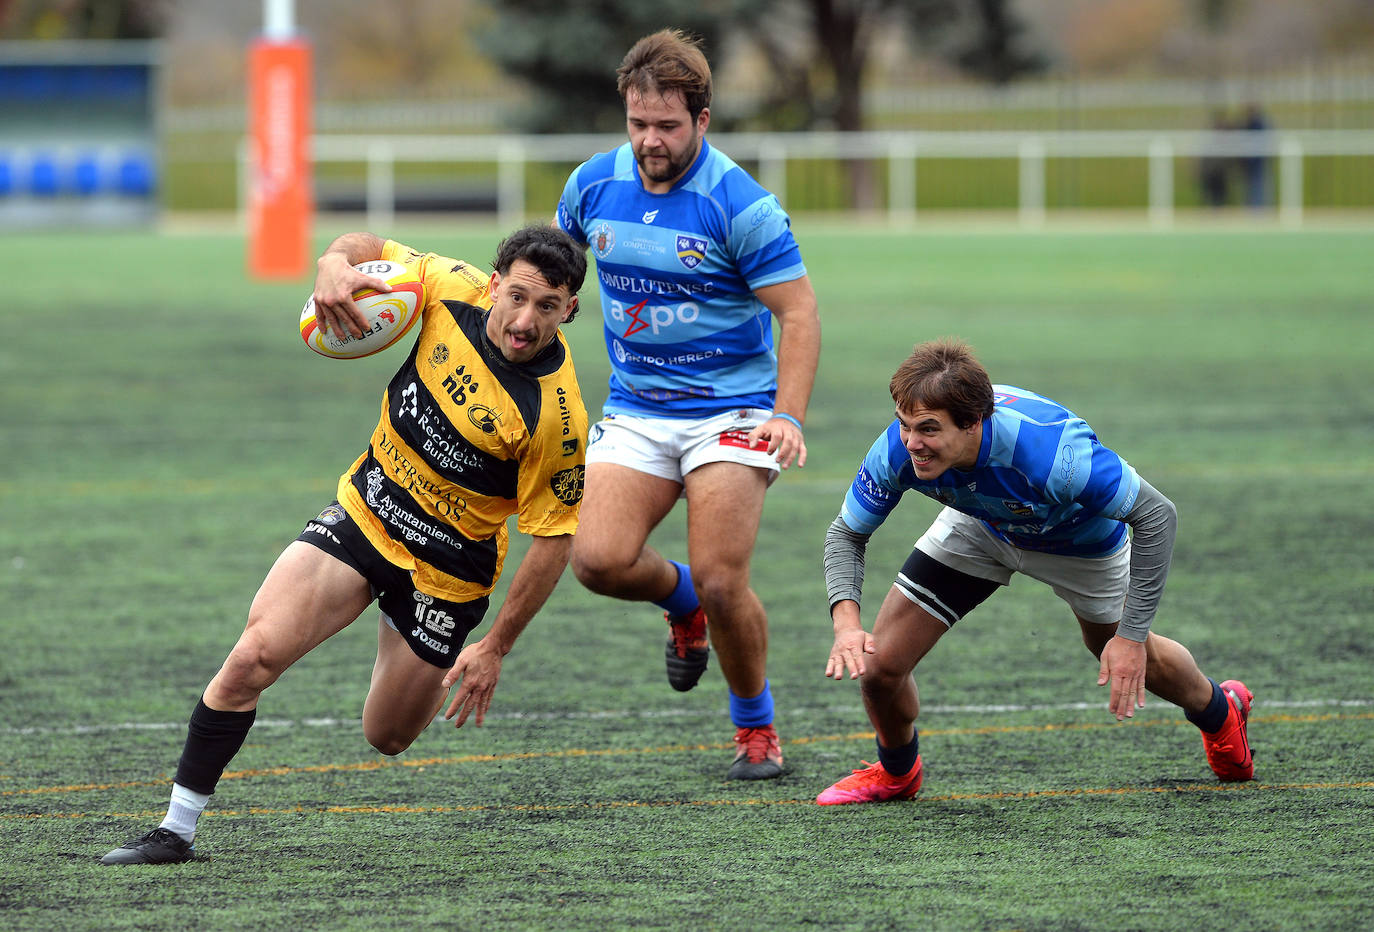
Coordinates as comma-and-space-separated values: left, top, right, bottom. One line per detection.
102, 225, 589, 864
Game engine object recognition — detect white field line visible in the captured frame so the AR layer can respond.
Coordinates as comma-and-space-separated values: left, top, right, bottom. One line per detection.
2, 697, 1370, 737
14, 458, 1374, 502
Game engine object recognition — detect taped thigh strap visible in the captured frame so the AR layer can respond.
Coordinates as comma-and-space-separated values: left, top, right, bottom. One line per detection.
894, 547, 1001, 627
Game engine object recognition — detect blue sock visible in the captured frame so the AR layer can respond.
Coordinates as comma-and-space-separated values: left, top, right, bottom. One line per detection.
877, 732, 919, 777
653, 560, 699, 618
728, 680, 774, 728
1186, 679, 1230, 733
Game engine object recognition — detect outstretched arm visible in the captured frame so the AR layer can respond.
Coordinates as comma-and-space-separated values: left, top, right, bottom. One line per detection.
823, 514, 876, 679
748, 275, 821, 470
1097, 477, 1178, 720
442, 533, 573, 727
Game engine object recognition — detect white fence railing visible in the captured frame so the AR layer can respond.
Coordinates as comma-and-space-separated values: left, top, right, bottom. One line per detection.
238, 129, 1374, 230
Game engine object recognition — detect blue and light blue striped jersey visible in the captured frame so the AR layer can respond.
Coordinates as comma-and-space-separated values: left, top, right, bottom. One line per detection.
556, 140, 807, 418
841, 386, 1142, 557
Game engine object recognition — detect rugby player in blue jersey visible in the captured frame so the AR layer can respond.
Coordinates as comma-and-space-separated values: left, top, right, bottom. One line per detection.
817, 339, 1253, 804
556, 29, 821, 779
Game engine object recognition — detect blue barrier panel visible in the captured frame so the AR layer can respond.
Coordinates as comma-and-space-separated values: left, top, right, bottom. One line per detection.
29, 152, 60, 196
118, 152, 154, 196
74, 152, 102, 196
0, 45, 160, 224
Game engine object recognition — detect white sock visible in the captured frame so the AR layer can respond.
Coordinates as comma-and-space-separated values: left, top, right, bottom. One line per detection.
158, 782, 210, 842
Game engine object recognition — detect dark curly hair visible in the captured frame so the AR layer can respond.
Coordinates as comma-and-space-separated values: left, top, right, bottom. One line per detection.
492, 225, 587, 322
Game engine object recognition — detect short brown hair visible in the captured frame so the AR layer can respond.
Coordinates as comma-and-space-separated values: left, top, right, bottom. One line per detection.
889, 339, 995, 429
616, 29, 712, 121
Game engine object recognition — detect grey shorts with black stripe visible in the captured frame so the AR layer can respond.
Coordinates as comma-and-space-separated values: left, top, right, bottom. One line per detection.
897, 506, 1131, 628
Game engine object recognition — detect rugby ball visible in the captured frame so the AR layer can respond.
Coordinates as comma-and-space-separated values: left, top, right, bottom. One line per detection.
299, 260, 424, 359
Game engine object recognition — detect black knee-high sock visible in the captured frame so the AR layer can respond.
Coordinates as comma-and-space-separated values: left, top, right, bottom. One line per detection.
172, 697, 257, 795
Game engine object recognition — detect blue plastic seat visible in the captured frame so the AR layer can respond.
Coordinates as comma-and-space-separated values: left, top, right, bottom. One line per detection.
118, 152, 155, 196
29, 152, 61, 196
74, 153, 103, 196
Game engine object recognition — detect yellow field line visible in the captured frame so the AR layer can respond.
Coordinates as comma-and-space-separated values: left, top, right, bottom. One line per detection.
2, 710, 1368, 801
8, 779, 1374, 823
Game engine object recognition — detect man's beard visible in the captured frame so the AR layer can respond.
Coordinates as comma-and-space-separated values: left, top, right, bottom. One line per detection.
635, 139, 699, 184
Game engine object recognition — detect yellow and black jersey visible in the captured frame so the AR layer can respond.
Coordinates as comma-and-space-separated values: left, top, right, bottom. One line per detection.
334, 240, 588, 603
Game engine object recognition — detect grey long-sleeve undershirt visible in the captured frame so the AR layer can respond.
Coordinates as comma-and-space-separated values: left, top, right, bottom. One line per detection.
821, 477, 1177, 642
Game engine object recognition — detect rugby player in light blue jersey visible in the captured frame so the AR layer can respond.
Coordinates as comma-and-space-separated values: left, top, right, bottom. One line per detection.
816, 339, 1254, 805
556, 29, 821, 780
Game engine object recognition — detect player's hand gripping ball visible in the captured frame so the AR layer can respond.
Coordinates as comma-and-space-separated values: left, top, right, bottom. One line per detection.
299, 260, 424, 359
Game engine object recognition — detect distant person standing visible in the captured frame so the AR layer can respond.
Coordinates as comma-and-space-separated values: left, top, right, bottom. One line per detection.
555, 29, 821, 780
1199, 110, 1232, 208
1240, 104, 1272, 208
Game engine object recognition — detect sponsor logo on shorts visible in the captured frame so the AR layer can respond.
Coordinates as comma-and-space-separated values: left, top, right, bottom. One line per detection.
719, 429, 768, 452
414, 591, 457, 647
316, 504, 346, 525
409, 624, 452, 656
561, 438, 579, 456
1004, 500, 1034, 517
303, 522, 342, 545
550, 465, 585, 505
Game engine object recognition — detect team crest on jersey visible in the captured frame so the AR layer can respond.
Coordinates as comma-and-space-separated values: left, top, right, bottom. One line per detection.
429, 343, 449, 367
676, 235, 707, 270
550, 465, 585, 505
591, 223, 615, 259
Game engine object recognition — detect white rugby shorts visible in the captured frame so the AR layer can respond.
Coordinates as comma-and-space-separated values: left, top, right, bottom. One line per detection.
584, 408, 781, 484
912, 507, 1131, 625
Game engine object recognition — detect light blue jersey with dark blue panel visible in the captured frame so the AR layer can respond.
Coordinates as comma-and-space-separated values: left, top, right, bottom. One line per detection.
556, 140, 807, 418
842, 386, 1142, 557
